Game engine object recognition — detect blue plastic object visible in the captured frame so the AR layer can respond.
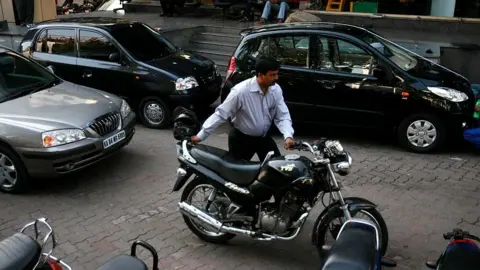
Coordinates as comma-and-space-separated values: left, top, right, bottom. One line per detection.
464, 128, 480, 149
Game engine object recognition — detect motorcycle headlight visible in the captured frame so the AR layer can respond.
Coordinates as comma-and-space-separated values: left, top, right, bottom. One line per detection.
427, 87, 469, 102
42, 129, 86, 147
120, 99, 131, 119
175, 76, 199, 92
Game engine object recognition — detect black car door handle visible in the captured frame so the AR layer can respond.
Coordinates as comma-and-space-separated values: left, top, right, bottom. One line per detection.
317, 80, 336, 90
82, 70, 93, 78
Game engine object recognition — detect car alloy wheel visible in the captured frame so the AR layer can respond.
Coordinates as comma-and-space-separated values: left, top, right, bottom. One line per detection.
406, 120, 437, 148
0, 144, 29, 194
144, 102, 165, 125
139, 97, 171, 129
398, 113, 445, 153
0, 153, 17, 189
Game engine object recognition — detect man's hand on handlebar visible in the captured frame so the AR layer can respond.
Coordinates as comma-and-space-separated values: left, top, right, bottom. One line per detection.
285, 137, 295, 150
191, 136, 201, 145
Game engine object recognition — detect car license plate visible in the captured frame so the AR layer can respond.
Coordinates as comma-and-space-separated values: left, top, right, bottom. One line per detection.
103, 130, 126, 149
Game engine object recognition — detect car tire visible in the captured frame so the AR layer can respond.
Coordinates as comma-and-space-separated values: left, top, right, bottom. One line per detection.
0, 144, 30, 194
139, 97, 171, 129
397, 113, 446, 153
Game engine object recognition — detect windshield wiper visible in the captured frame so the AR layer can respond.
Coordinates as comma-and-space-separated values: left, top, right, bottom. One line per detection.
0, 79, 59, 103
29, 79, 59, 95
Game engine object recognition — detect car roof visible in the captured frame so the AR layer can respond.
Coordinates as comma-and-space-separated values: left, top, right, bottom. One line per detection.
241, 22, 371, 38
32, 17, 142, 32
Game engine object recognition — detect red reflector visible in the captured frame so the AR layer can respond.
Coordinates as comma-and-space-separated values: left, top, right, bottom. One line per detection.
47, 259, 63, 270
401, 92, 409, 97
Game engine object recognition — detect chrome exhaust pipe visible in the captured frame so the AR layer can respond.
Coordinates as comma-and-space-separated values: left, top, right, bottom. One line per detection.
179, 201, 256, 236
178, 202, 310, 240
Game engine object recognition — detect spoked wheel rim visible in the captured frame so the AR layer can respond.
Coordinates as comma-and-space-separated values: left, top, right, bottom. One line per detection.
323, 210, 382, 249
0, 153, 17, 189
406, 120, 437, 148
185, 184, 228, 237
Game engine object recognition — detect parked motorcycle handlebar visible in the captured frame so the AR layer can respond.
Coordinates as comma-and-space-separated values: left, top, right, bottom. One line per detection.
443, 229, 480, 242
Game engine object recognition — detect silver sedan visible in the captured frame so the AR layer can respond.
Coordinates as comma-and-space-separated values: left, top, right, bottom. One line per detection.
0, 46, 136, 193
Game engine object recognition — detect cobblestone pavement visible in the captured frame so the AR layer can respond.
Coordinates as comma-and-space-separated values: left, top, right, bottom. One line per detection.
1, 123, 480, 270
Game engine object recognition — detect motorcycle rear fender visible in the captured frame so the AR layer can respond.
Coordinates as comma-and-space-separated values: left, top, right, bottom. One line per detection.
311, 197, 377, 246
172, 157, 255, 201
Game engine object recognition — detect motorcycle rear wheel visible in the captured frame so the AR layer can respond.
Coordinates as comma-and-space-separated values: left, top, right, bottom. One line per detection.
180, 177, 236, 244
316, 208, 389, 257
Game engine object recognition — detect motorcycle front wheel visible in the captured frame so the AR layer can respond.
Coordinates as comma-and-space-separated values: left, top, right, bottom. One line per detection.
315, 208, 389, 257
180, 177, 236, 244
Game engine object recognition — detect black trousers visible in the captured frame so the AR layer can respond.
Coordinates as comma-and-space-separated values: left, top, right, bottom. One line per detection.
159, 0, 174, 14
13, 0, 34, 24
228, 128, 281, 162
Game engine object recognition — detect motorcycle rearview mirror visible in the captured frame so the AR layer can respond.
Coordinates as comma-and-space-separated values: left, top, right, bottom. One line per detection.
381, 256, 397, 267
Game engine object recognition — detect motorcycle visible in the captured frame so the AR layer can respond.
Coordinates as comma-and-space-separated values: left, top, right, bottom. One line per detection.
0, 217, 72, 270
426, 228, 480, 270
0, 217, 159, 270
172, 124, 390, 256
320, 218, 397, 270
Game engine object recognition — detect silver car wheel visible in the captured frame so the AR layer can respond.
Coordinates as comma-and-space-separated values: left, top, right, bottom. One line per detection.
0, 153, 17, 188
143, 102, 165, 125
406, 120, 437, 148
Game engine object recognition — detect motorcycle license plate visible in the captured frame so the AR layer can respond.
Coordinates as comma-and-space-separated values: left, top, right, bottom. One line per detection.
172, 167, 191, 192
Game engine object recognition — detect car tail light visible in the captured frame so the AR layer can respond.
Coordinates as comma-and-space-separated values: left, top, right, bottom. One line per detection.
221, 56, 236, 88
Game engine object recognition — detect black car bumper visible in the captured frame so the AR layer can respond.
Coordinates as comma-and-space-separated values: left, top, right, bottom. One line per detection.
444, 112, 471, 136
16, 112, 136, 178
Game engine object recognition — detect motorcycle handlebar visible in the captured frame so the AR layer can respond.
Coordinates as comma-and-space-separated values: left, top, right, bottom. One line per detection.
443, 229, 480, 242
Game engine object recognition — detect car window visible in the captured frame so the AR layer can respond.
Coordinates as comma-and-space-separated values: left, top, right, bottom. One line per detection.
315, 36, 374, 76
261, 35, 310, 67
79, 30, 119, 62
0, 52, 57, 102
34, 29, 75, 56
109, 23, 177, 62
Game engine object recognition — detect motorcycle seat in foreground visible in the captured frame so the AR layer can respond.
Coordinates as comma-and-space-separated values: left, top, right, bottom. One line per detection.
190, 144, 261, 186
97, 240, 159, 270
321, 223, 376, 270
437, 242, 480, 270
0, 233, 41, 270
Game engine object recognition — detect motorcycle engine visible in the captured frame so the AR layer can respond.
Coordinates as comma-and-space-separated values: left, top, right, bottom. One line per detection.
259, 191, 305, 234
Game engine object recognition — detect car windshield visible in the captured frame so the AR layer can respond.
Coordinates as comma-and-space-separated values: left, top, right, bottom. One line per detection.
109, 23, 178, 62
0, 51, 59, 103
360, 31, 418, 71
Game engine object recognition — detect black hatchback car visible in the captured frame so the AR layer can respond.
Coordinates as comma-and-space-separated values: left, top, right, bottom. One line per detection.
221, 22, 475, 153
18, 17, 222, 129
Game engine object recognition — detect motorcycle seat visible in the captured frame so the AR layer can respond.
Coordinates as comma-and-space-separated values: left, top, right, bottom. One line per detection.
191, 144, 261, 186
0, 233, 42, 270
97, 254, 148, 270
321, 225, 376, 270
438, 241, 480, 270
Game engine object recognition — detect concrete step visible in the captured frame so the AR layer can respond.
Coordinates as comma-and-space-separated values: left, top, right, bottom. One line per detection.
202, 26, 243, 36
190, 40, 237, 54
186, 48, 231, 63
196, 32, 241, 44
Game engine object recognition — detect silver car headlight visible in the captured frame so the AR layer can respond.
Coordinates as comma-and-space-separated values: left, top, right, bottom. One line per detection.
120, 99, 131, 119
427, 87, 469, 102
175, 76, 199, 92
42, 129, 86, 147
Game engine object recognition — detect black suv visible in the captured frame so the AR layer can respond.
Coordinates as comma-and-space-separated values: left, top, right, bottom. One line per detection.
18, 17, 222, 129
221, 22, 475, 153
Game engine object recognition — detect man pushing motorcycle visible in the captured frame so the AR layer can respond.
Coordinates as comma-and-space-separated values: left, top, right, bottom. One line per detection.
191, 56, 295, 161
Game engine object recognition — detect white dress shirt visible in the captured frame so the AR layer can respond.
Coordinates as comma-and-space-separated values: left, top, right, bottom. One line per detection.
197, 76, 294, 141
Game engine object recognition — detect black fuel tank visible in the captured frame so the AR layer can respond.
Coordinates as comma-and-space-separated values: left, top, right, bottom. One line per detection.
257, 154, 312, 189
